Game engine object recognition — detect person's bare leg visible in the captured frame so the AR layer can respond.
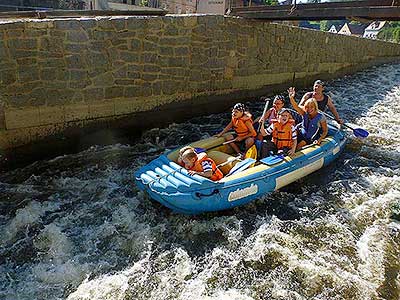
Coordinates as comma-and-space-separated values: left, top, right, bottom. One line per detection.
225, 134, 240, 154
244, 137, 255, 152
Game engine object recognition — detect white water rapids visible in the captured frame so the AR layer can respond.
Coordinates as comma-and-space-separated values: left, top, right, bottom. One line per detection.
1, 63, 399, 300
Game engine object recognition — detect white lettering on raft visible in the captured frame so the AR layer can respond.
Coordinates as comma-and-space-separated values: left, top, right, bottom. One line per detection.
228, 183, 258, 202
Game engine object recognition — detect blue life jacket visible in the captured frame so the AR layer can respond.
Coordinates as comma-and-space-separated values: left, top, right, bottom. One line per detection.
300, 113, 323, 141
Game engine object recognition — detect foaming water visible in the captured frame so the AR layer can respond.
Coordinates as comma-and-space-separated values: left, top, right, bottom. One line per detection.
1, 63, 400, 300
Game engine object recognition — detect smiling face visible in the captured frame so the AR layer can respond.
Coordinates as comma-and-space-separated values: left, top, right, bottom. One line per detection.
305, 98, 318, 116
278, 111, 291, 124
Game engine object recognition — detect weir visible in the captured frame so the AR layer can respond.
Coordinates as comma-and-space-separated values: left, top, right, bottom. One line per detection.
0, 14, 400, 156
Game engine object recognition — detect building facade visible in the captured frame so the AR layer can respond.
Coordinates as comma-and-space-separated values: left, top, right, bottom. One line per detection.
363, 21, 387, 39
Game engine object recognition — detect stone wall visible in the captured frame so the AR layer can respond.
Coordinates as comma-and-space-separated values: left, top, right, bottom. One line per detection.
1, 15, 400, 151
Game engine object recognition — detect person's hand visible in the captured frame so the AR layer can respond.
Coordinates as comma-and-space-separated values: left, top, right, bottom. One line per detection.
187, 170, 197, 176
288, 87, 296, 98
313, 139, 321, 145
235, 136, 243, 142
288, 148, 295, 157
337, 118, 344, 125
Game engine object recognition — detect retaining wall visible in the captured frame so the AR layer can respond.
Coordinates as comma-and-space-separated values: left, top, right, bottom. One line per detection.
1, 15, 400, 150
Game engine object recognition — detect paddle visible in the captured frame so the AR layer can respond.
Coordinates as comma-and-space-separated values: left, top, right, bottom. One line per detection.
259, 154, 285, 166
195, 139, 236, 153
226, 158, 257, 176
216, 155, 242, 168
321, 111, 369, 138
255, 98, 271, 157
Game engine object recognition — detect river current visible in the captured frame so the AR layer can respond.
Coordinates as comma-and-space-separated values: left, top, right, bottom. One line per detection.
1, 63, 399, 300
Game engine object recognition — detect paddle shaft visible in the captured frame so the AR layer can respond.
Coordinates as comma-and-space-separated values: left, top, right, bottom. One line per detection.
258, 99, 270, 133
320, 111, 369, 138
195, 139, 236, 153
321, 111, 357, 131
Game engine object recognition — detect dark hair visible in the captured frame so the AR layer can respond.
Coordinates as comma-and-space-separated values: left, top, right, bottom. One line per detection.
274, 95, 285, 104
314, 80, 325, 87
233, 103, 246, 113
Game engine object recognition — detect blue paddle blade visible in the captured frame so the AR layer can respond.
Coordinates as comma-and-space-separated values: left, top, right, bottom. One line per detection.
194, 147, 205, 153
260, 154, 285, 166
227, 158, 256, 176
353, 128, 369, 138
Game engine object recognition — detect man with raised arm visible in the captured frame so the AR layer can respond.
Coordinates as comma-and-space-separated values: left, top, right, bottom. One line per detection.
299, 80, 343, 125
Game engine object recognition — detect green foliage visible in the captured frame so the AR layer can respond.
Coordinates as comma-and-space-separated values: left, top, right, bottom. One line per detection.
139, 0, 149, 6
388, 21, 400, 28
378, 27, 400, 43
377, 22, 400, 43
320, 20, 328, 31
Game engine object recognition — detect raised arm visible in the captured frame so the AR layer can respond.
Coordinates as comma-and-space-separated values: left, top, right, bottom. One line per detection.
288, 87, 305, 116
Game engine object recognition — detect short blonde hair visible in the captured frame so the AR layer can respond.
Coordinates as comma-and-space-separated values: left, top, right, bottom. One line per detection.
179, 146, 194, 156
304, 98, 318, 111
181, 149, 197, 160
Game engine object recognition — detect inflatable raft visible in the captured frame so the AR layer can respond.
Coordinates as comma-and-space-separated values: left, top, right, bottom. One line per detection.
135, 124, 346, 214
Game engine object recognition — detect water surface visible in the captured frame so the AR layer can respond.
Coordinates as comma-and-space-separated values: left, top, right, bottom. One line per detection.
1, 63, 399, 300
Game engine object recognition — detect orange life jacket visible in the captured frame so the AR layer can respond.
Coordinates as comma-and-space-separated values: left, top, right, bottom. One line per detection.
271, 119, 295, 149
232, 113, 256, 138
189, 153, 223, 181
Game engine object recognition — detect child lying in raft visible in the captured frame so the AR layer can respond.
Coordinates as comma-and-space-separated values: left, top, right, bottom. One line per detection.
179, 147, 223, 181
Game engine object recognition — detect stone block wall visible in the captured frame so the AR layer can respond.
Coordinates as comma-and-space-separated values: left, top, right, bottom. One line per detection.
0, 15, 400, 150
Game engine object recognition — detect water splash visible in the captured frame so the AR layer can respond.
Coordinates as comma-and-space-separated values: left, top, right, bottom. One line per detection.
1, 63, 400, 300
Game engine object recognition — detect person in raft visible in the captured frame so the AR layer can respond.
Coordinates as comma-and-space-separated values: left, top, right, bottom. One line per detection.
180, 147, 223, 181
299, 79, 343, 125
259, 108, 297, 157
255, 95, 286, 125
288, 87, 328, 149
216, 103, 257, 157
254, 95, 302, 139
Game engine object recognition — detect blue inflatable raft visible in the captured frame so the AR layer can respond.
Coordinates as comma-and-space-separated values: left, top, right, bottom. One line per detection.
135, 124, 346, 214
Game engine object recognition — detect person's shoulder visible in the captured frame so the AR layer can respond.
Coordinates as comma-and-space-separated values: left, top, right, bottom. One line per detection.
242, 112, 253, 121
303, 91, 313, 98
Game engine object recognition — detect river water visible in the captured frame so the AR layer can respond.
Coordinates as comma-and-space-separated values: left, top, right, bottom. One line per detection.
1, 63, 399, 300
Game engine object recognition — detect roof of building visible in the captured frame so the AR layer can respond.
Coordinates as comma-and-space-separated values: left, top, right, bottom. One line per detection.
299, 21, 320, 30
339, 23, 368, 35
365, 21, 387, 31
